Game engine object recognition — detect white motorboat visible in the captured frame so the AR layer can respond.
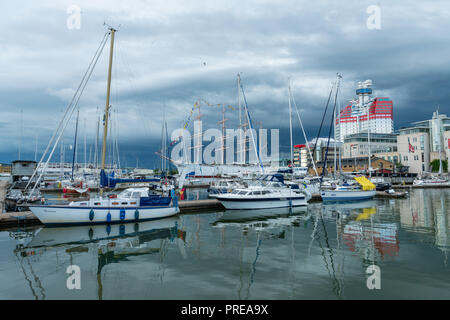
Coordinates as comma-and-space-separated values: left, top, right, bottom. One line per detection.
216, 174, 311, 210
29, 187, 179, 226
320, 176, 376, 202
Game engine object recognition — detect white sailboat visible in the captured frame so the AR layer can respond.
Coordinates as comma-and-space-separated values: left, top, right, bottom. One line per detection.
321, 176, 376, 201
29, 28, 179, 226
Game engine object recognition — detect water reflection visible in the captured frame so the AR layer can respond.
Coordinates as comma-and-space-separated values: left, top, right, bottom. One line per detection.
212, 207, 310, 300
397, 189, 450, 264
3, 189, 450, 299
11, 217, 186, 300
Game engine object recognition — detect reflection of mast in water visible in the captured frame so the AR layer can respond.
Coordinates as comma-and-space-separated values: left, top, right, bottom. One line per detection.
316, 208, 342, 298
14, 248, 46, 300
289, 223, 296, 299
95, 225, 180, 300
245, 224, 262, 300
11, 229, 46, 300
237, 229, 246, 300
307, 208, 342, 298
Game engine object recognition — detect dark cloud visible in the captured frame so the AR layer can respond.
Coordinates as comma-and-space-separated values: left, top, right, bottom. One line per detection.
1, 0, 449, 167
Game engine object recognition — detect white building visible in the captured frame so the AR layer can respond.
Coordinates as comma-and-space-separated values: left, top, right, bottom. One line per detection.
336, 80, 394, 142
397, 111, 450, 174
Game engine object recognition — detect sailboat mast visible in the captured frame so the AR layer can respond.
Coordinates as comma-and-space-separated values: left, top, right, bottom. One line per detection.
100, 28, 116, 182
95, 116, 99, 169
437, 108, 443, 175
288, 78, 293, 170
71, 109, 80, 181
237, 74, 242, 163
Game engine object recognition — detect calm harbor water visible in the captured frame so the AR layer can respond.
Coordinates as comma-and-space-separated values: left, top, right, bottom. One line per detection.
0, 188, 449, 300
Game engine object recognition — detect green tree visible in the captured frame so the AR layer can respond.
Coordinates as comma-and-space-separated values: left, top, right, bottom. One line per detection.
430, 159, 448, 172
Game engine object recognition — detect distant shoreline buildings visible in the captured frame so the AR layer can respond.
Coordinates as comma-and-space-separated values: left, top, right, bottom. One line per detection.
295, 80, 450, 175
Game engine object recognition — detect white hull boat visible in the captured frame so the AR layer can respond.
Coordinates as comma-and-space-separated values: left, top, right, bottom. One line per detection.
321, 189, 376, 202
320, 176, 377, 202
29, 187, 179, 226
216, 174, 311, 210
413, 178, 449, 186
218, 197, 309, 210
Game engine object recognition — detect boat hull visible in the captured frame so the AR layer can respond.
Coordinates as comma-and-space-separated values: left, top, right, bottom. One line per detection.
28, 205, 179, 226
217, 197, 308, 210
321, 190, 376, 202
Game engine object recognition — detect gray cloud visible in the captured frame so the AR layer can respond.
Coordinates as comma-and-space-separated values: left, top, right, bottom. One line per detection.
1, 0, 450, 167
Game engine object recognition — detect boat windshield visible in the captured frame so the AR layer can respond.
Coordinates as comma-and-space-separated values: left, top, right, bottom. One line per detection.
119, 190, 132, 198
119, 191, 141, 198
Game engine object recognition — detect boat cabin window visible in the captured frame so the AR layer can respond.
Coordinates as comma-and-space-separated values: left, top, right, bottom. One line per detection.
261, 190, 271, 195
120, 191, 132, 198
132, 192, 141, 198
231, 190, 240, 194
238, 191, 248, 195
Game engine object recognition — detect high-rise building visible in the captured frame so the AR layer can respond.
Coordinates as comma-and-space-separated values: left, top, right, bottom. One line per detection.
336, 80, 394, 142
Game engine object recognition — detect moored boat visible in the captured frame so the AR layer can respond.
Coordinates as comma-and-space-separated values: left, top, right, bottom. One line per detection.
413, 177, 449, 186
29, 187, 179, 226
321, 176, 376, 202
216, 174, 311, 210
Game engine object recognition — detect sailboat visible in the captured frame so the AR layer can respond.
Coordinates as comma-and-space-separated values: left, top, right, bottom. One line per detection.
29, 28, 179, 226
317, 75, 376, 202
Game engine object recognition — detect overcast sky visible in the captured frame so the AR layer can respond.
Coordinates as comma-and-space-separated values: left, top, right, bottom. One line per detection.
1, 0, 449, 167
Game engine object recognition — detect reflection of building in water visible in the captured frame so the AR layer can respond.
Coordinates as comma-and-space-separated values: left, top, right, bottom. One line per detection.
343, 220, 399, 262
434, 194, 450, 259
398, 189, 433, 230
398, 190, 449, 238
398, 189, 450, 263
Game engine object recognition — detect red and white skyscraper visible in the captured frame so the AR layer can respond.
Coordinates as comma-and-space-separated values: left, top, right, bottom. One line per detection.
336, 80, 394, 141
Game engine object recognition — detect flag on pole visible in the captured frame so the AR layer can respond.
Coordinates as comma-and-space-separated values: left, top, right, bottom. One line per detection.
408, 138, 415, 153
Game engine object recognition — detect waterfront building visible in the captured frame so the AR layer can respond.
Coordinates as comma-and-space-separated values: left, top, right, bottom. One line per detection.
310, 156, 395, 175
292, 138, 341, 171
293, 144, 307, 167
0, 163, 11, 173
397, 111, 450, 174
336, 80, 394, 142
11, 160, 37, 182
342, 132, 398, 159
